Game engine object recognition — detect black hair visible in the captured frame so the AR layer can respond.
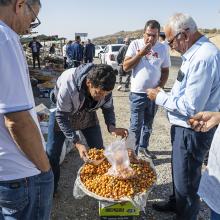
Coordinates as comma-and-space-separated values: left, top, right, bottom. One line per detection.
144, 20, 160, 33
87, 64, 116, 91
159, 32, 166, 40
75, 35, 81, 41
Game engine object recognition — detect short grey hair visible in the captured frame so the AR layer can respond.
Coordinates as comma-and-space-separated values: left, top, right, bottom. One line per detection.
167, 13, 197, 35
0, 0, 41, 7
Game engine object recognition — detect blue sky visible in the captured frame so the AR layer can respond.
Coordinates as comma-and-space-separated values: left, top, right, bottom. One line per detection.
37, 0, 220, 40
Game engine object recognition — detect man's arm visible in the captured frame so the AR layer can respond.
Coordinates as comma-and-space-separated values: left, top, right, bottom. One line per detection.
92, 45, 95, 57
116, 47, 124, 65
4, 111, 50, 172
147, 60, 214, 117
101, 95, 116, 128
38, 42, 42, 48
157, 67, 169, 88
56, 111, 80, 144
123, 43, 152, 72
56, 111, 89, 161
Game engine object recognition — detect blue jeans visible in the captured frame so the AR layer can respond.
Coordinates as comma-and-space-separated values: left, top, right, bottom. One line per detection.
129, 92, 157, 150
46, 111, 103, 193
211, 209, 220, 220
0, 170, 54, 220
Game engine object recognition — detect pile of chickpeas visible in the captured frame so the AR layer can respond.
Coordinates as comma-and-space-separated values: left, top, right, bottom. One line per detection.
80, 149, 156, 200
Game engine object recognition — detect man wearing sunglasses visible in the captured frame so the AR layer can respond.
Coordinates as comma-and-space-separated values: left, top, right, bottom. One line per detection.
0, 1, 53, 220
147, 13, 220, 219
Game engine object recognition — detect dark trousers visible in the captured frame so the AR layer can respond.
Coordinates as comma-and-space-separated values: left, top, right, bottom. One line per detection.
84, 58, 93, 63
73, 61, 81, 67
171, 125, 216, 220
64, 57, 68, 69
32, 52, 40, 69
46, 116, 103, 193
118, 66, 131, 88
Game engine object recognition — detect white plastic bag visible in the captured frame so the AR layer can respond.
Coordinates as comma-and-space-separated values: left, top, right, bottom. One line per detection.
104, 139, 135, 179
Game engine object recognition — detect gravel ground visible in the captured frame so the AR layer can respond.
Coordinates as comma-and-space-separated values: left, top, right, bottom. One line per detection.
50, 57, 210, 220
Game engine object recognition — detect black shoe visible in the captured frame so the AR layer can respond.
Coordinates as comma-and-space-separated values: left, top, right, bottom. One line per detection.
138, 148, 157, 159
152, 201, 176, 213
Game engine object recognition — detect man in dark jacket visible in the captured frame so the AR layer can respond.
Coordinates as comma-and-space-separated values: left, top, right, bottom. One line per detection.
28, 37, 42, 69
117, 37, 131, 91
68, 36, 84, 67
84, 39, 95, 63
46, 63, 128, 194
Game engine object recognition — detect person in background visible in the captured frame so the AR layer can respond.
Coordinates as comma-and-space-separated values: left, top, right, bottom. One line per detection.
68, 36, 84, 67
81, 41, 85, 51
47, 64, 128, 194
189, 112, 220, 220
117, 37, 131, 92
123, 20, 170, 159
84, 39, 95, 63
159, 31, 169, 51
63, 40, 73, 68
49, 43, 56, 55
63, 40, 72, 69
0, 0, 53, 219
147, 13, 220, 219
29, 36, 42, 69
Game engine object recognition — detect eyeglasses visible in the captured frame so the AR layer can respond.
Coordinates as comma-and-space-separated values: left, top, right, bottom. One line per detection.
26, 2, 41, 29
167, 28, 189, 47
167, 32, 181, 47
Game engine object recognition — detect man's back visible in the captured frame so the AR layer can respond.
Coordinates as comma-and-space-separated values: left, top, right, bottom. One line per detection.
117, 44, 129, 65
71, 42, 83, 61
84, 43, 95, 58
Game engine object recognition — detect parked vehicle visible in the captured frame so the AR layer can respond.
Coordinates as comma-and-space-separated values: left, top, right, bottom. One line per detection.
100, 44, 123, 70
95, 45, 106, 58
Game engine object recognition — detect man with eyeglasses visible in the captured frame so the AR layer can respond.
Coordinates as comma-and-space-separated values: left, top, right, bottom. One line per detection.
147, 13, 220, 219
123, 20, 171, 160
0, 1, 53, 220
46, 64, 128, 195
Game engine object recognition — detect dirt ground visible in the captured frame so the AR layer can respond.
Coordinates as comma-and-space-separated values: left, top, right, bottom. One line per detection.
50, 57, 209, 220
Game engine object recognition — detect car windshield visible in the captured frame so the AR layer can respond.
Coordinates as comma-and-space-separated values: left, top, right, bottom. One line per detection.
112, 45, 122, 52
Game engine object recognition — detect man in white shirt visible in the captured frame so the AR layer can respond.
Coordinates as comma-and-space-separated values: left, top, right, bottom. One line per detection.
123, 20, 170, 159
0, 1, 53, 219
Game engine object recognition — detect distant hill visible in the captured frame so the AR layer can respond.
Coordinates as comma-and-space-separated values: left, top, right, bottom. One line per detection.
93, 28, 220, 47
92, 30, 143, 45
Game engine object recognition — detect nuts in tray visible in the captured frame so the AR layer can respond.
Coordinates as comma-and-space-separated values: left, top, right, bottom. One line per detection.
80, 148, 156, 200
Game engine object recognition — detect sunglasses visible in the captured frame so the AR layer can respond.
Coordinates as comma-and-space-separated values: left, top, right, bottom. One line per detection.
26, 2, 41, 29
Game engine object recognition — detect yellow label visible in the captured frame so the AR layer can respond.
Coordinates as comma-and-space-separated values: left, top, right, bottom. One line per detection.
99, 201, 140, 217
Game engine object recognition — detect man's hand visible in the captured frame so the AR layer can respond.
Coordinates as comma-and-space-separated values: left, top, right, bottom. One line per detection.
188, 112, 220, 132
75, 142, 89, 162
146, 87, 160, 101
138, 43, 152, 57
108, 125, 129, 138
